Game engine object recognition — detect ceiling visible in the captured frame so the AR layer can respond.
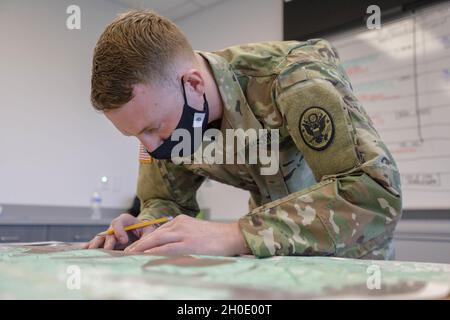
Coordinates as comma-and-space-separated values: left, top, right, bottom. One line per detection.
107, 0, 231, 21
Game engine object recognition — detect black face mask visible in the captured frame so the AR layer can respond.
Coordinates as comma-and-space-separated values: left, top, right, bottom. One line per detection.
146, 78, 209, 160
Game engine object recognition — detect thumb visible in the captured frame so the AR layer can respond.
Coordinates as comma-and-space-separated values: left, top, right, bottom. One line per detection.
133, 225, 156, 238
111, 214, 138, 244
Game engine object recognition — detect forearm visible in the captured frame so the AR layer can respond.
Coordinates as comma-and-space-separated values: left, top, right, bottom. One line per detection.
136, 158, 205, 222
137, 198, 200, 221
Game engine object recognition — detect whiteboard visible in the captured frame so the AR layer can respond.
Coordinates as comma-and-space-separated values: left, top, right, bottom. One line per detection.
328, 2, 450, 210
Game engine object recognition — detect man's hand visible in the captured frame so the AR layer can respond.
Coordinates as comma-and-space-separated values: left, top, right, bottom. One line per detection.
83, 213, 156, 250
124, 214, 251, 256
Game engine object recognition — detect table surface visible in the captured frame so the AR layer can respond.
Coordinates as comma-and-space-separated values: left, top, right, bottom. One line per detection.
1, 243, 450, 299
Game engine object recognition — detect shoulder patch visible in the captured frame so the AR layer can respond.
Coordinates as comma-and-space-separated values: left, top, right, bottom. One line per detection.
300, 106, 335, 151
139, 143, 153, 164
276, 79, 360, 181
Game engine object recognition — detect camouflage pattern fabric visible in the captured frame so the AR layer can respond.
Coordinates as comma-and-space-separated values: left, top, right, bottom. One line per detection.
136, 39, 402, 259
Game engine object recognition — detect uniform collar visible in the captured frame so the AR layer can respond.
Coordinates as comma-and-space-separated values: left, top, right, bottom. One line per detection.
195, 51, 288, 200
196, 50, 263, 136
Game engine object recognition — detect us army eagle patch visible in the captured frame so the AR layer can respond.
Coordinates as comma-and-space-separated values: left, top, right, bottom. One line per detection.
299, 106, 335, 151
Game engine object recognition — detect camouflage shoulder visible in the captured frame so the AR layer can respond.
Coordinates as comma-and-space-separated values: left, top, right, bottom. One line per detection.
207, 41, 307, 77
276, 39, 352, 90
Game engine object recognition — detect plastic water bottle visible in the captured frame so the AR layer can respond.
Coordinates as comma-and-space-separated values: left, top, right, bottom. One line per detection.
90, 191, 102, 220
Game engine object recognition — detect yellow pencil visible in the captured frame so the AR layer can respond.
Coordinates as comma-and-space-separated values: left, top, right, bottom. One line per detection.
97, 217, 171, 237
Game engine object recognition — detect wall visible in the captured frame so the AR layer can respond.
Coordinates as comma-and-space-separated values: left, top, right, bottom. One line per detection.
177, 0, 283, 51
0, 0, 283, 220
0, 0, 138, 209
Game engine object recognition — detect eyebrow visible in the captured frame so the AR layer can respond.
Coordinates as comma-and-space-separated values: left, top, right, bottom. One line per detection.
120, 121, 157, 137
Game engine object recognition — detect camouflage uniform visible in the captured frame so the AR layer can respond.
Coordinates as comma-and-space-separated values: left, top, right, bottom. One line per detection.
136, 39, 402, 259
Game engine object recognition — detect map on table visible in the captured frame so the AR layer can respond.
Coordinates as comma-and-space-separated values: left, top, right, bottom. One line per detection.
1, 243, 450, 299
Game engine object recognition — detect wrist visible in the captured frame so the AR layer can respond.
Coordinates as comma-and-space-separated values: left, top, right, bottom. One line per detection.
229, 222, 252, 255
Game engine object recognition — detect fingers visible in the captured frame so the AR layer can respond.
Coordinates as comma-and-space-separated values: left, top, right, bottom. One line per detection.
124, 230, 181, 253
130, 216, 173, 239
86, 236, 105, 249
83, 213, 164, 251
103, 235, 117, 250
91, 213, 137, 249
144, 242, 184, 256
133, 225, 156, 239
110, 213, 137, 245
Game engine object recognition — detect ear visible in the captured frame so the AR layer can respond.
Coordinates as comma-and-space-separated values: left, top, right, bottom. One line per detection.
182, 69, 205, 97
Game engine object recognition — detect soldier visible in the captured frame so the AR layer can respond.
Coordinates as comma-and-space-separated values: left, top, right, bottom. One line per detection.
85, 10, 402, 259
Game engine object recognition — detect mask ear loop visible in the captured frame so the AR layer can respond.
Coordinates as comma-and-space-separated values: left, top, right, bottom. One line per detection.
181, 76, 207, 112
181, 76, 189, 106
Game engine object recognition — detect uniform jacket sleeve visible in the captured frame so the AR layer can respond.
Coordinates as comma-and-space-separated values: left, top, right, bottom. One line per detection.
238, 40, 402, 259
136, 157, 205, 221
